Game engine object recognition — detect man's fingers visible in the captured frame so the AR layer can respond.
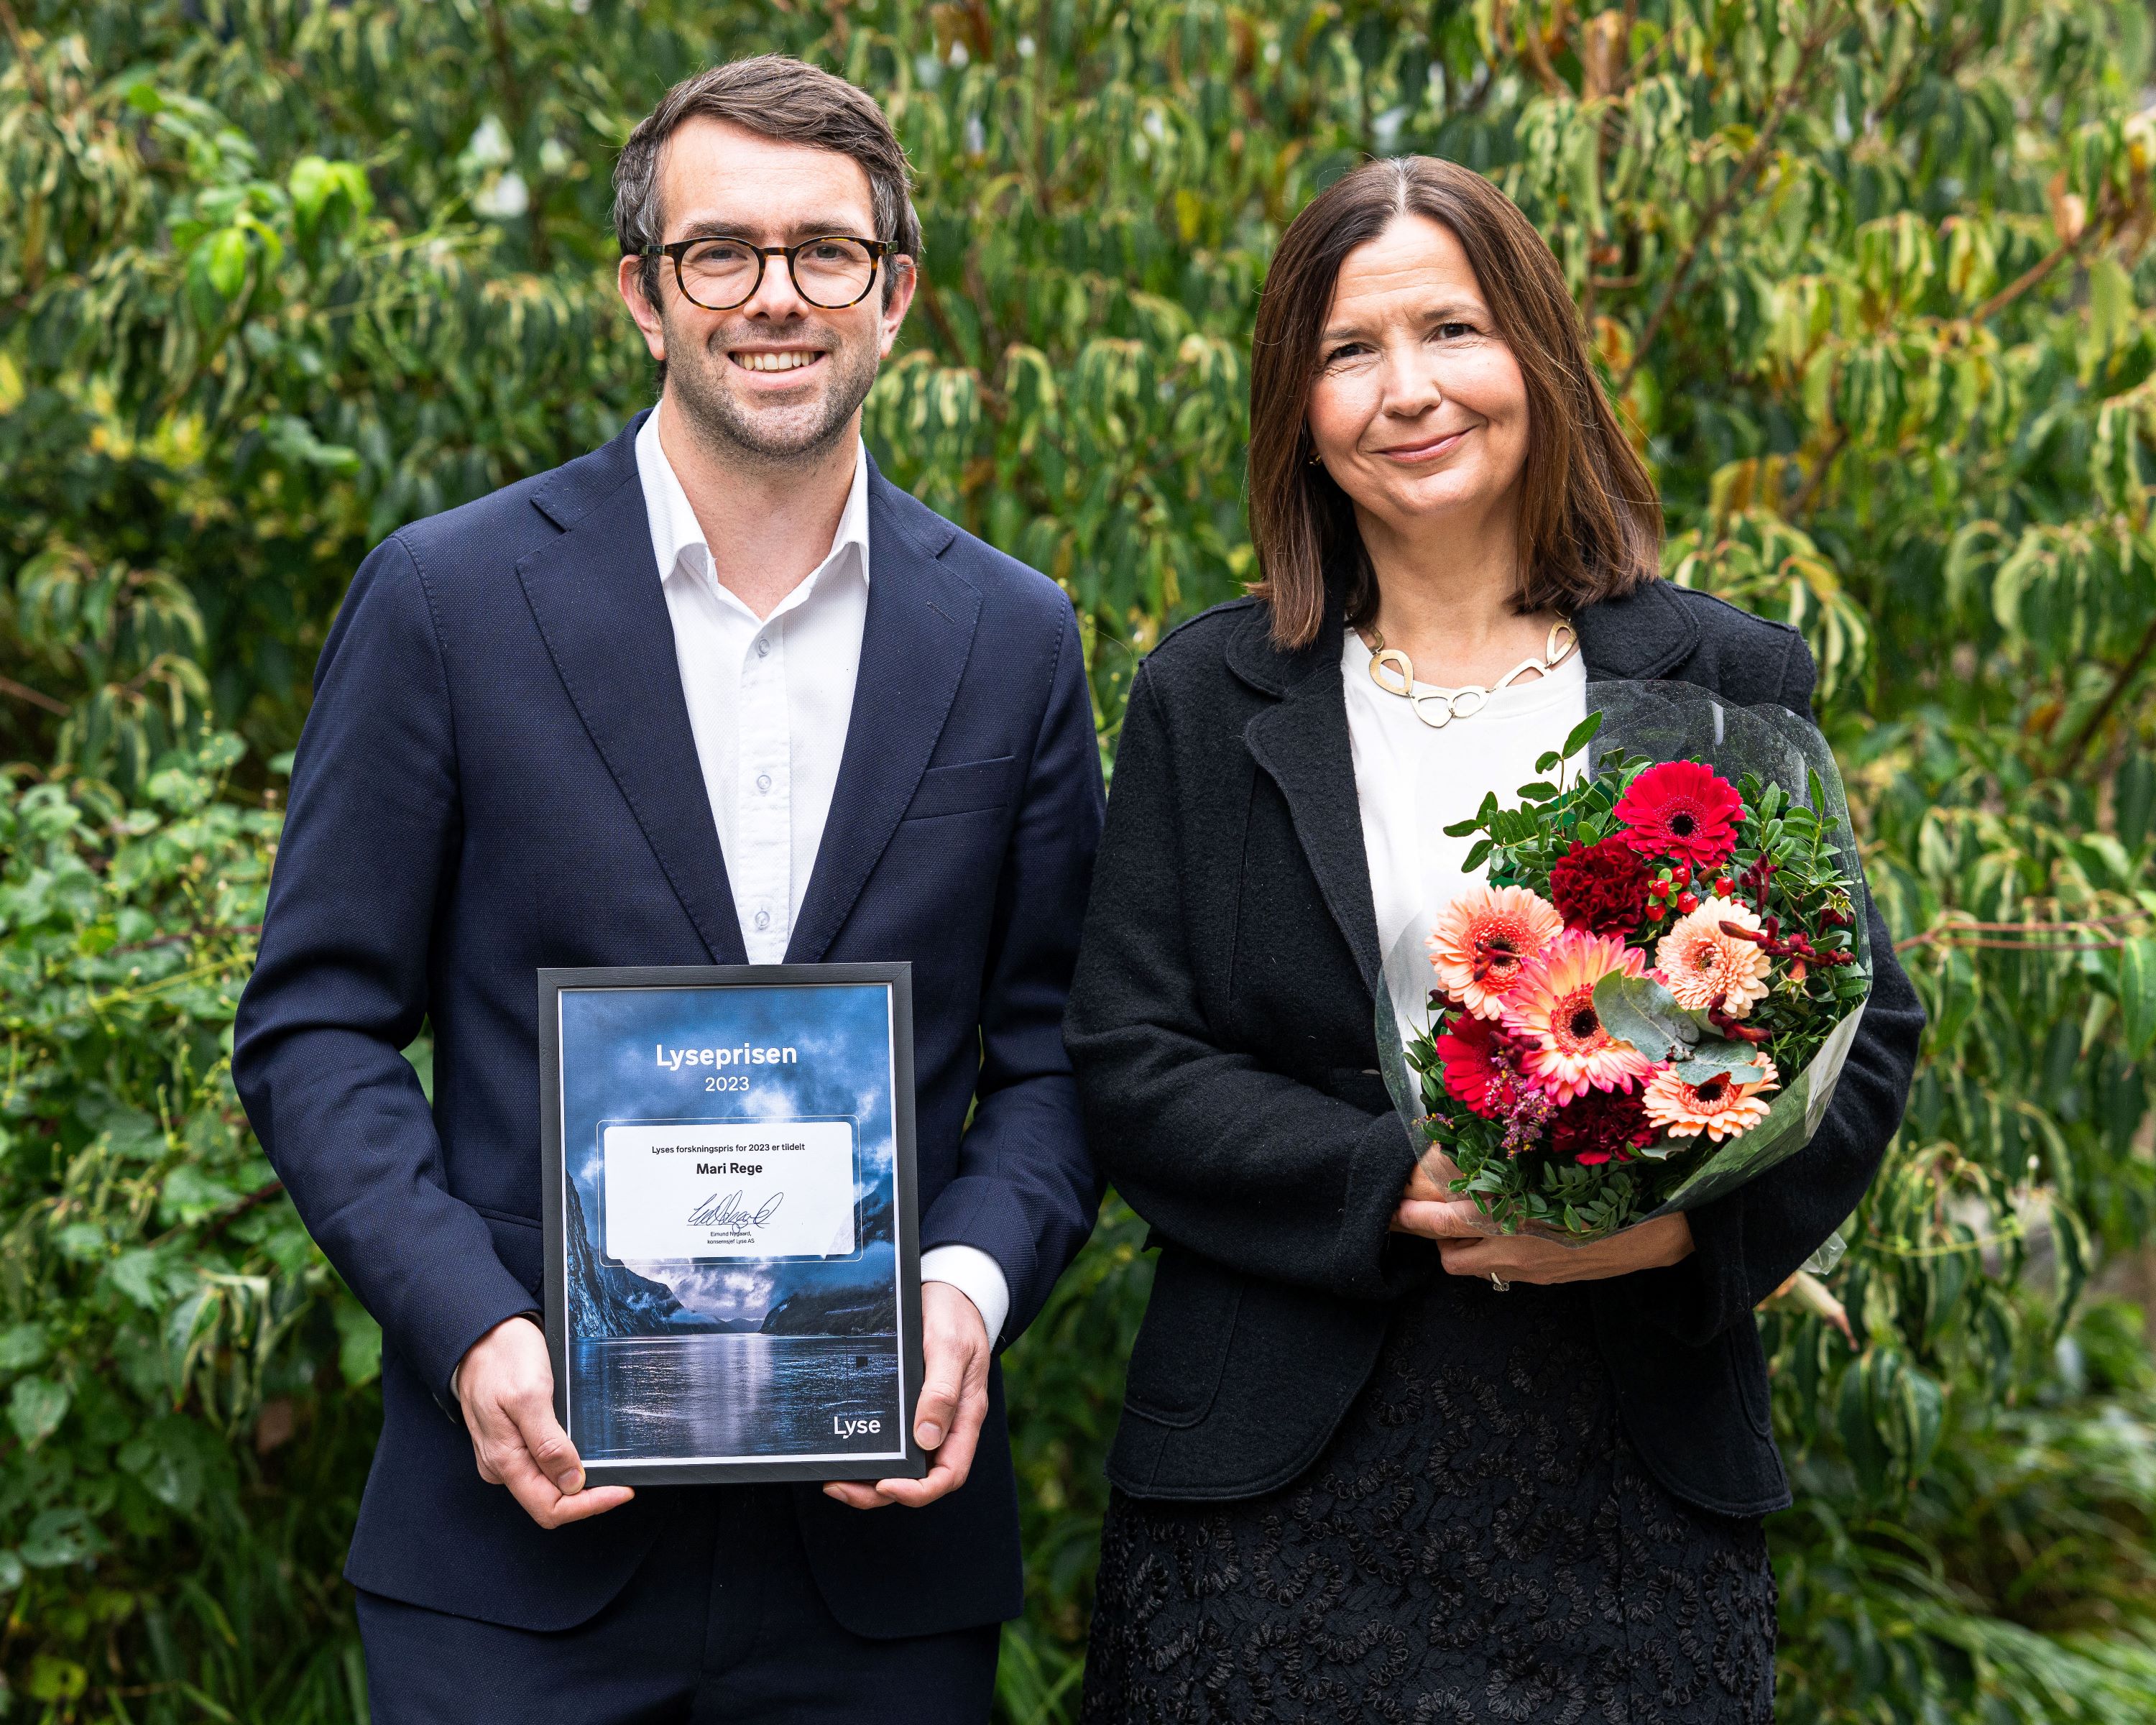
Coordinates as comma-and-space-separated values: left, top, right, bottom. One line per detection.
506, 1394, 585, 1494
913, 1365, 963, 1451
492, 1443, 635, 1527
878, 1364, 987, 1508
822, 1480, 896, 1509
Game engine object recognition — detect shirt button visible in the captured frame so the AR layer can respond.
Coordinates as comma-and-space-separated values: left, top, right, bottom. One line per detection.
754, 908, 771, 931
756, 773, 773, 794
756, 638, 770, 658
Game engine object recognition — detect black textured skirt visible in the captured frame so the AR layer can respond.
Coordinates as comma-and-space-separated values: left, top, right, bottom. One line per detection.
1081, 1274, 1777, 1724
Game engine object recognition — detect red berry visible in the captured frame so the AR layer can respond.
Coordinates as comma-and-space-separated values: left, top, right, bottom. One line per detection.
1672, 865, 1691, 886
1676, 891, 1700, 914
1713, 877, 1735, 896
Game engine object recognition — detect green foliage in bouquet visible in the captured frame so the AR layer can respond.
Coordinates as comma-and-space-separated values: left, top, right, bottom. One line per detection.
4, 0, 2156, 1721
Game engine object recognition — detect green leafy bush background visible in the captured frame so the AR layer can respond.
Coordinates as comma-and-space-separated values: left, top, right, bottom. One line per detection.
4, 1, 2156, 1719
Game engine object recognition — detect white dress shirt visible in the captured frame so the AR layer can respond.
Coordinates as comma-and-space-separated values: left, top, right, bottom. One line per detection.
635, 412, 1010, 1344
1340, 629, 1590, 1049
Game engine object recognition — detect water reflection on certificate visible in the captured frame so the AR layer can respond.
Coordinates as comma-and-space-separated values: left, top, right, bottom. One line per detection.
538, 965, 926, 1486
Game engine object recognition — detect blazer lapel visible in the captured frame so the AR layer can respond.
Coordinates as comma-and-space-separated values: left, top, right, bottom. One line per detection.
1233, 605, 1385, 998
1226, 575, 1704, 1001
515, 420, 749, 965
785, 468, 980, 963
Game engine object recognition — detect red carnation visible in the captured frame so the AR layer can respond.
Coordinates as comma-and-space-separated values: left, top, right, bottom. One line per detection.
1547, 1085, 1656, 1167
1548, 835, 1651, 937
1613, 760, 1743, 868
1434, 1012, 1524, 1120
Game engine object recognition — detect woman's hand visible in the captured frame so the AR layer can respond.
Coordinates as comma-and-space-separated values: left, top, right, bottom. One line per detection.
1392, 1156, 1695, 1284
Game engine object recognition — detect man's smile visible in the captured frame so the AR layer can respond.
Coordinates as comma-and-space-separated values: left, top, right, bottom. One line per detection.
729, 346, 827, 376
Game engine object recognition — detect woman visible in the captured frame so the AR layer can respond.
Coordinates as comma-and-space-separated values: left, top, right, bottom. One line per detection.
1065, 157, 1926, 1723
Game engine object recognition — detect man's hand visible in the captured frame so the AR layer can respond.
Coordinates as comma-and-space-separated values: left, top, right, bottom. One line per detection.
454, 1315, 635, 1529
822, 1280, 990, 1511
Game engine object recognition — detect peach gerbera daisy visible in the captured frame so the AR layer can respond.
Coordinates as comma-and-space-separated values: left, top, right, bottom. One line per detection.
1654, 896, 1772, 1018
1642, 1057, 1781, 1143
1427, 884, 1565, 1020
1498, 929, 1656, 1104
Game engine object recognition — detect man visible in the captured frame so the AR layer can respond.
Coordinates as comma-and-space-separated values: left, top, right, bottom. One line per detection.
234, 55, 1102, 1721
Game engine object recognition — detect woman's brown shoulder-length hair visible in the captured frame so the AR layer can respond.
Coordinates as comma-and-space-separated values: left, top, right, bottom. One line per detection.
1248, 155, 1662, 650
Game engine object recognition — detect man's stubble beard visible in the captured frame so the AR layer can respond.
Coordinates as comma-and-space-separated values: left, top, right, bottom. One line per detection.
664, 315, 882, 472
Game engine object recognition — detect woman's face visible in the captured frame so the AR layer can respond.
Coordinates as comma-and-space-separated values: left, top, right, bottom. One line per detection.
1305, 214, 1529, 543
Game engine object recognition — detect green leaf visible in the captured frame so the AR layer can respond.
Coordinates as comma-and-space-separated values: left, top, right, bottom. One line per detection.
1672, 1041, 1770, 1086
105, 1248, 167, 1310
0, 1322, 47, 1374
119, 1417, 208, 1512
1562, 709, 1605, 760
2088, 254, 2134, 354
2115, 749, 2154, 853
205, 226, 249, 299
18, 1508, 96, 1570
2118, 937, 2156, 1062
1592, 970, 1706, 1059
336, 1300, 383, 1388
8, 1375, 70, 1448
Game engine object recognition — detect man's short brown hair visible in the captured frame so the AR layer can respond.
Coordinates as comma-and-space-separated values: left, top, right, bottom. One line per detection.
613, 55, 920, 316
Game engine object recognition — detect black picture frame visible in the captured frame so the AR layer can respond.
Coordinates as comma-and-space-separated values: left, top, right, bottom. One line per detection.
537, 962, 927, 1486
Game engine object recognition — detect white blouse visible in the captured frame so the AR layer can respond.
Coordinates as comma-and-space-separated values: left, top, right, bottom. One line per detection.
1341, 629, 1590, 1048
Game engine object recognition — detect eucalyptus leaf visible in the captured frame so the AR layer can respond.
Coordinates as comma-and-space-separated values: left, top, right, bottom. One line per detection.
1672, 1044, 1770, 1086
1592, 970, 1706, 1059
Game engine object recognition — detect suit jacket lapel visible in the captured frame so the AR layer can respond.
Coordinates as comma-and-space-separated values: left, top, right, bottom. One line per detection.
516, 418, 749, 965
786, 468, 980, 963
1233, 605, 1385, 998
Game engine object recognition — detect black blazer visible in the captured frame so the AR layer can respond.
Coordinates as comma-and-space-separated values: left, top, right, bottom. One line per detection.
1064, 579, 1925, 1518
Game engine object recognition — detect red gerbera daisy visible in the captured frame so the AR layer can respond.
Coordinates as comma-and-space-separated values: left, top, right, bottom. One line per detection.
1613, 760, 1743, 868
1547, 1085, 1657, 1166
1548, 835, 1651, 936
1434, 1012, 1524, 1120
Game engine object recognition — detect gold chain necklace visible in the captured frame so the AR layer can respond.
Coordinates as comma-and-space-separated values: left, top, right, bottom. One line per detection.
1358, 617, 1577, 729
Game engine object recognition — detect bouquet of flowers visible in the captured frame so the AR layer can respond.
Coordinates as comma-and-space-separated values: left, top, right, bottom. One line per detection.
1378, 680, 1874, 1243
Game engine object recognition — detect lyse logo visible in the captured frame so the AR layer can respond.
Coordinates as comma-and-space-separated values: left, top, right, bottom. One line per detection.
833, 1414, 882, 1440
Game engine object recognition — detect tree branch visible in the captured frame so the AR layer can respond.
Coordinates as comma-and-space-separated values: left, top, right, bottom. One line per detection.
0, 673, 68, 716
1786, 423, 1849, 520
2058, 607, 2156, 771
1616, 0, 1846, 396
0, 0, 47, 109
1966, 201, 2113, 329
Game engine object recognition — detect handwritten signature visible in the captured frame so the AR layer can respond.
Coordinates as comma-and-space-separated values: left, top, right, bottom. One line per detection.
686, 1189, 786, 1230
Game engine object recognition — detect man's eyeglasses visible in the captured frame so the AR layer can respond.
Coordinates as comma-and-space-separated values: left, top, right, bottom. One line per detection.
638, 235, 895, 311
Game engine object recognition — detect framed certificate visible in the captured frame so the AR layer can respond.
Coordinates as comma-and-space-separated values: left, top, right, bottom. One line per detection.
536, 964, 928, 1486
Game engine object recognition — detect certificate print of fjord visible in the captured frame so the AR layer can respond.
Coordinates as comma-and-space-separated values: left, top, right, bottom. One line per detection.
556, 982, 908, 1467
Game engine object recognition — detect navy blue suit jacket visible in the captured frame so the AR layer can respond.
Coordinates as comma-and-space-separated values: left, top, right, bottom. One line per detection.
233, 413, 1105, 1634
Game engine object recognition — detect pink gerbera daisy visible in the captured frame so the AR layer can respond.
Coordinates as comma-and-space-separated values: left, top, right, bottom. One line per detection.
1498, 929, 1656, 1104
1654, 896, 1773, 1017
1642, 1057, 1781, 1142
1428, 884, 1564, 1021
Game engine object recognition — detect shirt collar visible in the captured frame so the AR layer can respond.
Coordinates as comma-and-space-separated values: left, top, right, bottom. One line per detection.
634, 407, 872, 597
